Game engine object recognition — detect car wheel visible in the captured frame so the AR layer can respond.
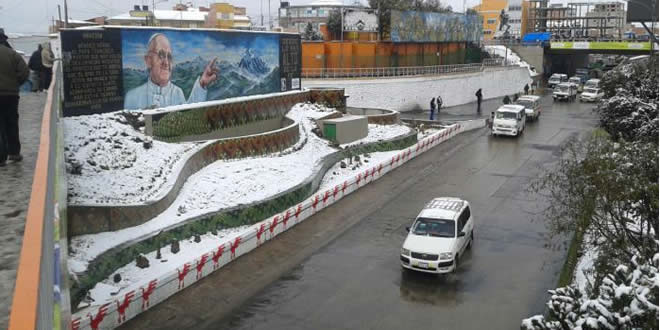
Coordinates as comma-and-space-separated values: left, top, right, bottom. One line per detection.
467, 231, 474, 250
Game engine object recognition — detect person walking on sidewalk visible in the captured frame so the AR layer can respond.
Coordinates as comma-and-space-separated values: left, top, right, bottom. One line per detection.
502, 95, 511, 104
436, 95, 443, 118
475, 88, 483, 113
40, 41, 54, 91
429, 97, 436, 120
0, 28, 29, 166
28, 44, 43, 92
524, 83, 529, 95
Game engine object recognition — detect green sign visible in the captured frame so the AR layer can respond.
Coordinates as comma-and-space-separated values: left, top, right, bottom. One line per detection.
550, 41, 652, 51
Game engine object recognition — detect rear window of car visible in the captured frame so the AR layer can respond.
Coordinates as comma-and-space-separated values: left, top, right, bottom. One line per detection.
412, 218, 455, 237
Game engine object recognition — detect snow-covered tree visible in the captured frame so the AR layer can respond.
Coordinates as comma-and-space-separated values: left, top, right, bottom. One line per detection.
522, 252, 659, 330
302, 22, 322, 41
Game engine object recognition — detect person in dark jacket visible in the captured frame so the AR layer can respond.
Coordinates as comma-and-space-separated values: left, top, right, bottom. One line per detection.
28, 45, 42, 92
475, 88, 483, 113
429, 97, 436, 120
524, 83, 529, 95
502, 95, 511, 104
0, 28, 29, 166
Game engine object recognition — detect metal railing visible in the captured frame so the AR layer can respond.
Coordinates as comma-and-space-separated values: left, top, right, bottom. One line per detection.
301, 58, 518, 79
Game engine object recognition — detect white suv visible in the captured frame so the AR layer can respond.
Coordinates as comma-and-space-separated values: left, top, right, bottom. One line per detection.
400, 197, 474, 274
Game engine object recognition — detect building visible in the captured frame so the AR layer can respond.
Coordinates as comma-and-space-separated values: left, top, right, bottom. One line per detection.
106, 3, 251, 30
107, 5, 207, 28
49, 18, 101, 33
585, 2, 626, 39
472, 0, 508, 40
205, 2, 252, 29
279, 0, 367, 35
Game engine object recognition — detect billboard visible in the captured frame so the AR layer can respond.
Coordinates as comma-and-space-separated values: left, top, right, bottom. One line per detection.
550, 41, 654, 51
390, 11, 482, 43
343, 9, 378, 32
61, 27, 302, 117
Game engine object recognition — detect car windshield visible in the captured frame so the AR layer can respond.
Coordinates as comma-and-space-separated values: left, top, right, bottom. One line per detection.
556, 85, 569, 93
584, 88, 598, 94
412, 218, 455, 237
515, 99, 532, 107
496, 111, 517, 120
570, 78, 580, 83
549, 75, 560, 80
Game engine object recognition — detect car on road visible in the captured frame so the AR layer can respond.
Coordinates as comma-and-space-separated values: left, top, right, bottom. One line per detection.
492, 104, 526, 137
553, 82, 578, 102
580, 87, 604, 102
548, 73, 568, 88
584, 78, 601, 89
401, 197, 474, 275
515, 95, 542, 121
569, 76, 583, 93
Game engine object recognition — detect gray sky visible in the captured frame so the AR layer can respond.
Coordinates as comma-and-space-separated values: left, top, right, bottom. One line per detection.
1, 0, 481, 35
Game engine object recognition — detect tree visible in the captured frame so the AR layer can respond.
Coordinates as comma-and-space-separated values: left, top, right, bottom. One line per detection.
302, 22, 322, 41
522, 253, 659, 330
327, 9, 343, 40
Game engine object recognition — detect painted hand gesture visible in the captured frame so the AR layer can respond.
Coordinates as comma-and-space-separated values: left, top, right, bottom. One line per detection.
200, 57, 219, 88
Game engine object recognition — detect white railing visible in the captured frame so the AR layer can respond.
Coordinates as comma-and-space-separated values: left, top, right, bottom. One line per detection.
302, 58, 518, 79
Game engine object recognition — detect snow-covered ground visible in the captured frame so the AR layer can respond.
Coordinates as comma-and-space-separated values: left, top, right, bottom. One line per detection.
574, 233, 598, 292
64, 112, 204, 205
340, 124, 412, 148
484, 45, 539, 78
68, 104, 413, 276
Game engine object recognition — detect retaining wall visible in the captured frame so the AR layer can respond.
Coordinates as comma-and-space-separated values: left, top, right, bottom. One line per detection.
303, 67, 532, 112
70, 119, 485, 330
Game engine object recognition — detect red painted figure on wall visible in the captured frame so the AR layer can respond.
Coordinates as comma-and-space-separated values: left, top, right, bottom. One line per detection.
177, 263, 192, 290
196, 254, 209, 280
212, 244, 225, 269
116, 290, 135, 324
89, 303, 110, 330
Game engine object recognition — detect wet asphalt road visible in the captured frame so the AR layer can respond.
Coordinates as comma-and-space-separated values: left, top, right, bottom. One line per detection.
122, 93, 599, 330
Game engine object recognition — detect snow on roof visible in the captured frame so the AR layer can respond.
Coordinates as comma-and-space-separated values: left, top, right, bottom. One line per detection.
417, 197, 465, 220
109, 9, 207, 22
518, 95, 540, 101
498, 104, 525, 112
234, 15, 251, 22
309, 0, 344, 6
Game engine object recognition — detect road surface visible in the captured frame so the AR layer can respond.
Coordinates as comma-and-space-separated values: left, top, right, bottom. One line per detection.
122, 93, 598, 330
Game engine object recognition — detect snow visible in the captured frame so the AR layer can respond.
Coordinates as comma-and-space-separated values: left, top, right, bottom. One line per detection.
319, 150, 401, 190
68, 103, 414, 275
574, 233, 599, 292
340, 124, 412, 148
63, 112, 204, 205
484, 45, 539, 77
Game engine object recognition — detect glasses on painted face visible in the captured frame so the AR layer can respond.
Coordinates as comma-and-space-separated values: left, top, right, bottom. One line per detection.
150, 50, 173, 63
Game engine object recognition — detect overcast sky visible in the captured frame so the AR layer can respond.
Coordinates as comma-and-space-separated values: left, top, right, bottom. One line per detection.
1, 0, 486, 34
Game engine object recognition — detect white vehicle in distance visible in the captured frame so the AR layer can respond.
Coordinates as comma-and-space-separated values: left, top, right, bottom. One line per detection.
401, 197, 474, 274
584, 78, 601, 89
553, 82, 578, 102
548, 73, 568, 88
515, 95, 542, 121
568, 76, 583, 93
580, 87, 604, 102
491, 104, 526, 137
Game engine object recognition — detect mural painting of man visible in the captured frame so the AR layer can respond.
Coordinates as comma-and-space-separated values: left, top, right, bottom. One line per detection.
124, 33, 219, 110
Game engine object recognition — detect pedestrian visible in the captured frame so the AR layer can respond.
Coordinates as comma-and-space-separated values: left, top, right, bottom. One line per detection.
475, 88, 483, 113
524, 83, 529, 95
489, 111, 495, 130
436, 95, 443, 118
502, 95, 511, 104
429, 97, 436, 121
40, 41, 53, 91
0, 28, 29, 166
513, 93, 519, 102
28, 44, 43, 92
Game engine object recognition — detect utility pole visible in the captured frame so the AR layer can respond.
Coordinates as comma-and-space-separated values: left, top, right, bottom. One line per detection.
64, 0, 69, 28
57, 5, 62, 29
268, 0, 272, 29
261, 0, 264, 27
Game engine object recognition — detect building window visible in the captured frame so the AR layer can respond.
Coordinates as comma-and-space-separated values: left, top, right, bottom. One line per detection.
484, 30, 492, 34
487, 18, 497, 24
221, 13, 230, 19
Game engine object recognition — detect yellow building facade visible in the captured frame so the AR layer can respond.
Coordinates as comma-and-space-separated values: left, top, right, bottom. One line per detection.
206, 3, 251, 29
472, 0, 509, 40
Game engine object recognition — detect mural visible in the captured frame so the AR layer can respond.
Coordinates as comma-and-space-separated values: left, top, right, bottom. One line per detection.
390, 10, 482, 43
122, 29, 280, 110
60, 28, 302, 117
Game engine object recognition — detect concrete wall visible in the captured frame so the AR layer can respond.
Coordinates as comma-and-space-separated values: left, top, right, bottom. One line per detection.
510, 45, 545, 75
303, 67, 532, 112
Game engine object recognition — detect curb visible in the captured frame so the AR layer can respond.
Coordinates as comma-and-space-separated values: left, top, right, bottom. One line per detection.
70, 119, 486, 330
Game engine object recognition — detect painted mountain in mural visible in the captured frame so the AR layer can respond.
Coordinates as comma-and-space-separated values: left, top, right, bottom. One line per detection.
122, 50, 279, 103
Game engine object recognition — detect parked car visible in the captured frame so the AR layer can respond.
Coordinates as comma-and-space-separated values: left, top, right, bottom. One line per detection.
515, 95, 542, 121
584, 78, 601, 89
569, 76, 584, 93
553, 82, 578, 102
492, 104, 526, 137
548, 73, 568, 88
580, 87, 604, 102
400, 197, 474, 274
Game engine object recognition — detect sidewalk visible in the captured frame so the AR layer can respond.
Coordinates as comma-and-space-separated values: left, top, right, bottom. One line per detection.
399, 97, 503, 122
0, 92, 47, 329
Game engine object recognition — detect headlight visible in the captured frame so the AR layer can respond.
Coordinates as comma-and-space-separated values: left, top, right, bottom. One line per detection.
439, 252, 453, 260
401, 248, 411, 256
